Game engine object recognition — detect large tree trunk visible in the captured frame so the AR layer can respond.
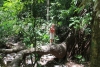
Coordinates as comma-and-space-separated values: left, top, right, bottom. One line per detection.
0, 42, 66, 67
90, 0, 100, 67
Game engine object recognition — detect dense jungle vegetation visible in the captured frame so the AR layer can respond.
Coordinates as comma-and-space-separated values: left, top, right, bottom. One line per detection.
0, 0, 100, 67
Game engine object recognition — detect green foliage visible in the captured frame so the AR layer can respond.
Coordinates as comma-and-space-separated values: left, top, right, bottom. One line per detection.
69, 12, 92, 35
0, 0, 47, 47
0, 0, 92, 46
3, 0, 23, 15
75, 55, 85, 63
50, 1, 65, 22
68, 0, 92, 36
0, 0, 24, 44
38, 0, 44, 3
0, 0, 4, 6
0, 0, 92, 65
69, 17, 80, 29
0, 56, 2, 59
0, 0, 92, 44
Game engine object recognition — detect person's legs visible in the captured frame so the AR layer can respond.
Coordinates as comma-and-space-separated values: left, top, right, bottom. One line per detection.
50, 33, 54, 45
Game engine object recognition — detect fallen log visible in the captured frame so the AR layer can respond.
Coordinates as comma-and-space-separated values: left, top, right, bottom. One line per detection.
7, 42, 67, 67
0, 42, 26, 53
0, 47, 25, 53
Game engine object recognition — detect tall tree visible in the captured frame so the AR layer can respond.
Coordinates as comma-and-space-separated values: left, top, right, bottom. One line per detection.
47, 0, 49, 21
91, 0, 100, 67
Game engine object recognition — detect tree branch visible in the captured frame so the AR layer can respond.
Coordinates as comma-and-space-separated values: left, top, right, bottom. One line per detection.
0, 46, 25, 53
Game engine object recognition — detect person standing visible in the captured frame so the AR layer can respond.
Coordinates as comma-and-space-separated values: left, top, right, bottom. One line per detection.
49, 24, 55, 45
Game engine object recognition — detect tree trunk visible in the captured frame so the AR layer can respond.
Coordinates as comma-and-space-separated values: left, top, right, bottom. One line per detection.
47, 0, 49, 21
90, 0, 100, 67
5, 42, 67, 67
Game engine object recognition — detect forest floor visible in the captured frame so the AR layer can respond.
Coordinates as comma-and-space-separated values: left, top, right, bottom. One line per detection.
1, 53, 90, 67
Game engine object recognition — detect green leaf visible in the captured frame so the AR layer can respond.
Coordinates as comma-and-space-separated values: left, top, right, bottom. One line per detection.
69, 22, 75, 27
0, 56, 2, 59
30, 44, 34, 48
81, 58, 85, 62
58, 21, 62, 26
75, 55, 82, 59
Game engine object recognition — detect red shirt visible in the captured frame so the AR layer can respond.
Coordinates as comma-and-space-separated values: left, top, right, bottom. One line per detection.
50, 27, 55, 33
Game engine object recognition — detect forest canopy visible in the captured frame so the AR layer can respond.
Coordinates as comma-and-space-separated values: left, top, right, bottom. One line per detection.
0, 0, 99, 67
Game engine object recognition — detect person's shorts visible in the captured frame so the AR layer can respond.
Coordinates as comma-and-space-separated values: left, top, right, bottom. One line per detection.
50, 33, 54, 39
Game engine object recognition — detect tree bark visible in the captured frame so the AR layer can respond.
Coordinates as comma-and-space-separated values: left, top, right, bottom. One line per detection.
47, 0, 49, 21
90, 0, 100, 67
6, 42, 67, 67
